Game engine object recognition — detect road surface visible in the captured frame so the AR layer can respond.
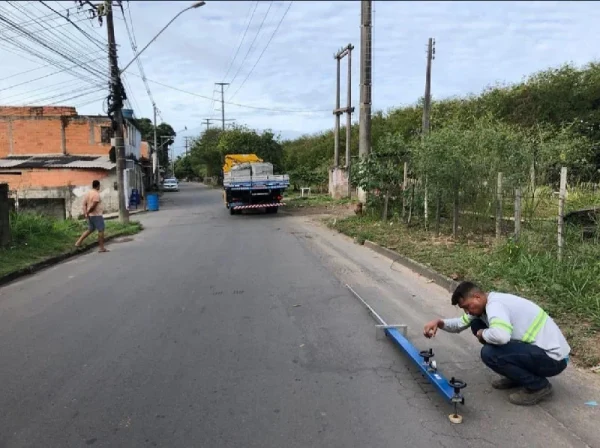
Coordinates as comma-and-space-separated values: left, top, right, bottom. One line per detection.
0, 183, 598, 448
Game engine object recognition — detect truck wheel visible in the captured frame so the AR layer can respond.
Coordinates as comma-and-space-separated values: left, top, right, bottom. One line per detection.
267, 207, 278, 214
230, 207, 236, 215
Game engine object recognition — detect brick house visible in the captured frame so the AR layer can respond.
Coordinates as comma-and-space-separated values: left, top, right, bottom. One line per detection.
0, 106, 148, 219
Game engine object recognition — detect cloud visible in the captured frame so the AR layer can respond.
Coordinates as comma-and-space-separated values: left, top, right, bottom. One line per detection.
1, 1, 600, 159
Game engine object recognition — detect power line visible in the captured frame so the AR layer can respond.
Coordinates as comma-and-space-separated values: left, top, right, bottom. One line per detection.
0, 53, 106, 94
38, 1, 107, 51
227, 1, 273, 90
130, 73, 329, 114
3, 2, 107, 73
221, 1, 258, 84
228, 1, 293, 101
0, 6, 109, 83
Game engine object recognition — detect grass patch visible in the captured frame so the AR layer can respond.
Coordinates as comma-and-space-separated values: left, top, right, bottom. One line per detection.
328, 215, 600, 367
285, 193, 353, 208
0, 212, 143, 277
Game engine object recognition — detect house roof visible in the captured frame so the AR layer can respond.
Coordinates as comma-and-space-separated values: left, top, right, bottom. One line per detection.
0, 155, 115, 170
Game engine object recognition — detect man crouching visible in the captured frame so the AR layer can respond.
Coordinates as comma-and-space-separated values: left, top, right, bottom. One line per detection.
423, 281, 570, 405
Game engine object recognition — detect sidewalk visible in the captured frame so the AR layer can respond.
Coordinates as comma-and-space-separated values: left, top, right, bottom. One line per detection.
103, 208, 146, 220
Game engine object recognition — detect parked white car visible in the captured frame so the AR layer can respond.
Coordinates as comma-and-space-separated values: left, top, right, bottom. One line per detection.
163, 178, 179, 192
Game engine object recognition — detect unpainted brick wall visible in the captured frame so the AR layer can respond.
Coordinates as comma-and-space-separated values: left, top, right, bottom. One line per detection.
0, 106, 112, 157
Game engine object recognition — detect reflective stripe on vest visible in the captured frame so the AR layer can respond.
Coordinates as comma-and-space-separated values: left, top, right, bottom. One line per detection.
522, 310, 548, 343
490, 318, 513, 333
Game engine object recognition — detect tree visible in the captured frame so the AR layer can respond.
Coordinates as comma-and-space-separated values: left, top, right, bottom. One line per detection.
174, 155, 195, 180
190, 128, 223, 177
217, 125, 284, 172
134, 118, 176, 169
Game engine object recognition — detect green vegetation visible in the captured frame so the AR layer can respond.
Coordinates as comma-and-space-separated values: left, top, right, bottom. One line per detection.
329, 215, 600, 367
0, 213, 142, 277
134, 118, 176, 170
285, 193, 352, 209
189, 125, 284, 179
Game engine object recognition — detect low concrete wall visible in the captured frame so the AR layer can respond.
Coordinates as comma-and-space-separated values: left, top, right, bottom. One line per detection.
329, 167, 350, 199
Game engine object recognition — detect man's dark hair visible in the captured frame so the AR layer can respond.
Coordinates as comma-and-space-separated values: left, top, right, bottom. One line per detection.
92, 180, 100, 189
451, 281, 482, 306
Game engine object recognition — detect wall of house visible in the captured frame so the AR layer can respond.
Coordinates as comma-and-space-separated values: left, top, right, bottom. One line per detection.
0, 106, 113, 157
0, 169, 119, 219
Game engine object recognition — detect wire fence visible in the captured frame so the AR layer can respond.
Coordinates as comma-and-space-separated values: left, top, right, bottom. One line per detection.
366, 166, 600, 255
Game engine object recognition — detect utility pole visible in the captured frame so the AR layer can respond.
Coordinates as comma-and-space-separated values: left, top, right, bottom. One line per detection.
215, 82, 230, 130
332, 44, 354, 199
184, 136, 192, 157
358, 0, 372, 203
422, 38, 435, 137
153, 103, 158, 185
106, 1, 129, 224
202, 118, 216, 131
422, 38, 435, 230
334, 52, 341, 168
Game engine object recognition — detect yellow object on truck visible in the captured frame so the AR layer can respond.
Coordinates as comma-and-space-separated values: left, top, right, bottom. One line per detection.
222, 154, 263, 174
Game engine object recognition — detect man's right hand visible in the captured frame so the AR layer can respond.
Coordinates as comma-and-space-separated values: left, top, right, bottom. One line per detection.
423, 319, 444, 338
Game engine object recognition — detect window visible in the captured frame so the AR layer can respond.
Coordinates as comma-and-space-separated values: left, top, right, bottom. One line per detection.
100, 126, 113, 144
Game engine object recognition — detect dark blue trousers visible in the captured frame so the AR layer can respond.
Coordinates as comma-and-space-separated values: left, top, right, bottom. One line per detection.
470, 319, 567, 391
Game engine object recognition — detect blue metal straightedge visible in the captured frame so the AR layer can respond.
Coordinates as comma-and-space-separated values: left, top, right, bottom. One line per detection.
385, 327, 456, 402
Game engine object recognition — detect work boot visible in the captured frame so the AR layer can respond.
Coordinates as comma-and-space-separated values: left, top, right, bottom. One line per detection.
491, 377, 520, 390
509, 383, 553, 406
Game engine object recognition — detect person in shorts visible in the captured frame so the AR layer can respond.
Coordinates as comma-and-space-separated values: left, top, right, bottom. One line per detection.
75, 180, 109, 253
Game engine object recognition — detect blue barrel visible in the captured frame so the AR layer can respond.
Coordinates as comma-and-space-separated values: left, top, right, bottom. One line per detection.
147, 193, 159, 211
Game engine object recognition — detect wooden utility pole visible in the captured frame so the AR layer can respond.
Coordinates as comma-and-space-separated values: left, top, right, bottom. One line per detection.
106, 2, 129, 224
215, 82, 230, 130
358, 0, 372, 203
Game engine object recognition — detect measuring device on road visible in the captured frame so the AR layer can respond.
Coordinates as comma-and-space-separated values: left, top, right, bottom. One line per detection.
346, 284, 467, 424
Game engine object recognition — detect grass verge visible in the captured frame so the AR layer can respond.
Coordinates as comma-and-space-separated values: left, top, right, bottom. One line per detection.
0, 212, 143, 278
285, 193, 353, 209
328, 215, 600, 368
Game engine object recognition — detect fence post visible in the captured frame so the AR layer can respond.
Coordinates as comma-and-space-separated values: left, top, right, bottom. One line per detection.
435, 191, 441, 236
0, 184, 10, 247
557, 167, 567, 261
401, 162, 408, 220
452, 187, 459, 239
496, 172, 503, 239
514, 188, 521, 240
424, 176, 429, 230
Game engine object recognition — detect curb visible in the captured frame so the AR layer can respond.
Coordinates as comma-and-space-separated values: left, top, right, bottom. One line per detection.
363, 240, 459, 292
0, 232, 135, 288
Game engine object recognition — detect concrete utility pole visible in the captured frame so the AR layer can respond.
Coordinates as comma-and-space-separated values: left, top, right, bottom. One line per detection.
106, 2, 129, 224
184, 136, 192, 157
153, 103, 158, 185
202, 118, 216, 131
358, 0, 372, 203
215, 82, 230, 130
331, 44, 355, 199
422, 38, 435, 137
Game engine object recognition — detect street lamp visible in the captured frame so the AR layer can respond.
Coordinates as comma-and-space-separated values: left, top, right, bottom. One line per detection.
119, 1, 206, 75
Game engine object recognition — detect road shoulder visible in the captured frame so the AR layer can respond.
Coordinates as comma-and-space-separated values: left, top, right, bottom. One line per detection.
286, 213, 600, 448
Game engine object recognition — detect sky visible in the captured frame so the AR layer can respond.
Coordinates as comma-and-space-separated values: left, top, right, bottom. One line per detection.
1, 1, 600, 159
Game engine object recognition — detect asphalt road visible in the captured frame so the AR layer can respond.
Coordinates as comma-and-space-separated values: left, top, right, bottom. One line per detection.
0, 183, 597, 448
